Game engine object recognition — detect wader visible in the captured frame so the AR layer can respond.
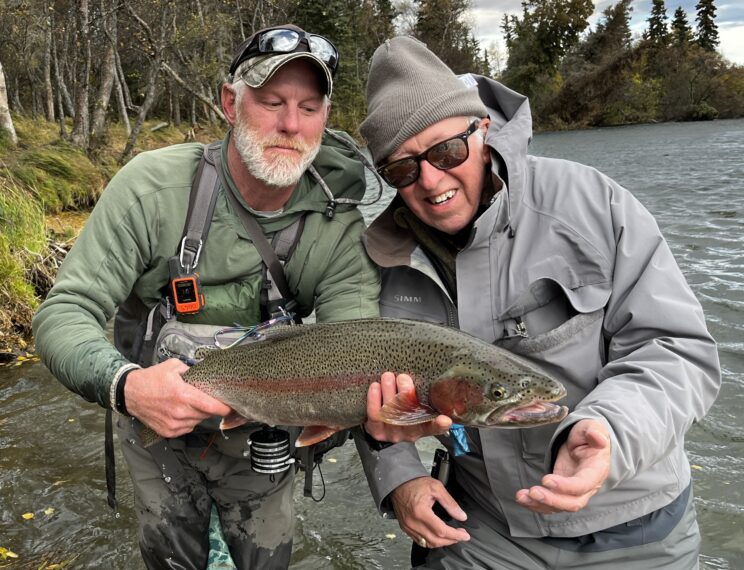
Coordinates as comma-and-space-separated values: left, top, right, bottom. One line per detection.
412, 480, 699, 570
118, 418, 294, 570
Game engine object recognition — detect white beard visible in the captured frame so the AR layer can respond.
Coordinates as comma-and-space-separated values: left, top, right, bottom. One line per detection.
233, 110, 322, 188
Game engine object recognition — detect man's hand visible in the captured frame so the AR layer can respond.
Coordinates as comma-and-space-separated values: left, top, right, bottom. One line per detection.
364, 372, 452, 443
515, 419, 611, 514
391, 476, 470, 548
124, 359, 233, 438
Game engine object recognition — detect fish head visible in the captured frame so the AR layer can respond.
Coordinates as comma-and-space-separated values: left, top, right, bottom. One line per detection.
429, 363, 569, 428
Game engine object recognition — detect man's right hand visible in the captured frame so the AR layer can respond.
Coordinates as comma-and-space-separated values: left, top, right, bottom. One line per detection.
124, 359, 233, 438
391, 476, 470, 549
365, 372, 451, 443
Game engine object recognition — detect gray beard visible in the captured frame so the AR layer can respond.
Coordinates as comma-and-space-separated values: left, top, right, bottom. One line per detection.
232, 117, 321, 188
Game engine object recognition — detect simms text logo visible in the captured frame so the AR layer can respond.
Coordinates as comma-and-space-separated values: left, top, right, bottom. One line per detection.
394, 295, 422, 303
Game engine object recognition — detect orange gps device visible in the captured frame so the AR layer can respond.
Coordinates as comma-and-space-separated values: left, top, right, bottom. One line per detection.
171, 274, 205, 314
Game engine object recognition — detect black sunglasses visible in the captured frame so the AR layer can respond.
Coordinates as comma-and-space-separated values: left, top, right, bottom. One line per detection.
377, 121, 480, 189
229, 27, 339, 78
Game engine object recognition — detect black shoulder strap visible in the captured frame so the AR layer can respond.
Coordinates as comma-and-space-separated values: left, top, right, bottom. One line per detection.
177, 141, 223, 270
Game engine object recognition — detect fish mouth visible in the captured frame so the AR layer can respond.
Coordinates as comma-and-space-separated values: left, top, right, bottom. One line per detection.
486, 402, 569, 427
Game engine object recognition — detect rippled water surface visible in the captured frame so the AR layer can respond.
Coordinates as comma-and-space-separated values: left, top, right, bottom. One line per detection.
2, 119, 743, 569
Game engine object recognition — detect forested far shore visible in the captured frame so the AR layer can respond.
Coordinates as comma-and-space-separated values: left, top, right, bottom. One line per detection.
1, 0, 743, 351
1, 0, 743, 150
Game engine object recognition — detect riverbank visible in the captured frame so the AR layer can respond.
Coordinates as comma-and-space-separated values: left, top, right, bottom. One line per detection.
0, 116, 223, 356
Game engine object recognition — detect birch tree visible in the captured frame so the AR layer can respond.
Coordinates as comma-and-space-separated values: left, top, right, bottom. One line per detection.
0, 60, 18, 145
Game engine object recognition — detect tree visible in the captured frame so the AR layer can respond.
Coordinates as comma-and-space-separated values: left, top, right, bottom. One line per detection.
0, 59, 18, 145
414, 0, 487, 75
501, 0, 593, 101
576, 0, 633, 65
70, 0, 92, 149
695, 0, 719, 52
671, 6, 692, 46
647, 0, 669, 46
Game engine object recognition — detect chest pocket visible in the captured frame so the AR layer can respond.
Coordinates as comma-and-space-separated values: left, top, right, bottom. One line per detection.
495, 278, 609, 467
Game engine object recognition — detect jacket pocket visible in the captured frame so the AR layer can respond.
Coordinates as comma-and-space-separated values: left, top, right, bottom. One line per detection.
494, 278, 609, 464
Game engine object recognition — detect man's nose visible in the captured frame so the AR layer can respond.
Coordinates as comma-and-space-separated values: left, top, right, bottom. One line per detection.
417, 159, 445, 189
278, 105, 301, 134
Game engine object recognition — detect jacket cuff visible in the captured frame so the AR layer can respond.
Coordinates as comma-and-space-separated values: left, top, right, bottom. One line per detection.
108, 363, 141, 412
352, 428, 429, 517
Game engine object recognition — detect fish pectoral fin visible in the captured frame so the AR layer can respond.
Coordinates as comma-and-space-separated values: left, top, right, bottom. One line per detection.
295, 425, 344, 448
219, 411, 251, 431
379, 391, 439, 425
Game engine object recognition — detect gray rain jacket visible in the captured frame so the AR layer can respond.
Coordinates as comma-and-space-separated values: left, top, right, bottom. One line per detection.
357, 76, 720, 538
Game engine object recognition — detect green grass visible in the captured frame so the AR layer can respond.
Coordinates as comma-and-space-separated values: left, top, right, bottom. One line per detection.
8, 143, 104, 213
0, 171, 46, 343
0, 114, 225, 349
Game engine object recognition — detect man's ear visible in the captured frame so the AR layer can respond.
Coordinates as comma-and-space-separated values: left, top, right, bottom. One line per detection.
479, 117, 491, 163
221, 83, 238, 126
324, 99, 332, 122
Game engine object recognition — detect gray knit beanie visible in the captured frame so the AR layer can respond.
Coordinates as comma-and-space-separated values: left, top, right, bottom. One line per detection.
360, 36, 488, 165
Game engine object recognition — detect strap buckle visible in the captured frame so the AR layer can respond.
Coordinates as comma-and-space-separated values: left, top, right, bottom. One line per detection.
178, 236, 203, 272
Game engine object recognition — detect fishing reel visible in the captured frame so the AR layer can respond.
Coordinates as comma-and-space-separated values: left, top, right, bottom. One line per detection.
248, 426, 295, 475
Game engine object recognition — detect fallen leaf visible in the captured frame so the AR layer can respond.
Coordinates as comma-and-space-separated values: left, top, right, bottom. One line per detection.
327, 458, 337, 463
0, 547, 20, 559
385, 533, 396, 539
44, 508, 55, 516
691, 464, 703, 471
21, 513, 34, 520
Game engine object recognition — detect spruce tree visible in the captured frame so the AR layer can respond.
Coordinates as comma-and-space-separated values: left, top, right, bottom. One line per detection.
671, 6, 692, 46
647, 0, 670, 45
695, 0, 719, 51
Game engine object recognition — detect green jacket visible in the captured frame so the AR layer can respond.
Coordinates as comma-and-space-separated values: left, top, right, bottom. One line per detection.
33, 131, 381, 408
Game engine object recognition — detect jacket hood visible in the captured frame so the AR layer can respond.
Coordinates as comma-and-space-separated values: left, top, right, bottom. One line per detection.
365, 77, 533, 267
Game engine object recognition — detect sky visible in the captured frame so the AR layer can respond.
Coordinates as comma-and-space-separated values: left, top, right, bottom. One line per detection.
470, 0, 744, 67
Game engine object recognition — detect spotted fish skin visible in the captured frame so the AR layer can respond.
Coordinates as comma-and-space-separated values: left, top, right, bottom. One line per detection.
173, 318, 568, 434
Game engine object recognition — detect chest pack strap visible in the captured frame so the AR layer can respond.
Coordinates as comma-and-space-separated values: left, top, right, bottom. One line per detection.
179, 141, 223, 272
209, 144, 302, 320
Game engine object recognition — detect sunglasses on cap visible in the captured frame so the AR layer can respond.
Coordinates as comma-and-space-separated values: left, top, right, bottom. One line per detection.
229, 27, 339, 78
377, 121, 480, 189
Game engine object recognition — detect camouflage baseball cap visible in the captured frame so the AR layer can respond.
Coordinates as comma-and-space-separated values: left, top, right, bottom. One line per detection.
236, 52, 333, 97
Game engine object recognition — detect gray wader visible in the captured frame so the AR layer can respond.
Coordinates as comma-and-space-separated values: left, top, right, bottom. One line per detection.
118, 417, 294, 570
412, 480, 700, 570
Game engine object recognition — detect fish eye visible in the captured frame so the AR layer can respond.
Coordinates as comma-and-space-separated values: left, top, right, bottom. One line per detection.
488, 383, 509, 399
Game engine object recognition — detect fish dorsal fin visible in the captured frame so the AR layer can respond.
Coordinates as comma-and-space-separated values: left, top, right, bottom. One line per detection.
379, 390, 439, 425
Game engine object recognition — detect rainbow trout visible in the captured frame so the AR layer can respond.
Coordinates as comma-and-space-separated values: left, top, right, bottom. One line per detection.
143, 318, 568, 447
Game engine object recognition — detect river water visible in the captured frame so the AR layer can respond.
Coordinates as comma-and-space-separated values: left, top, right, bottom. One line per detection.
1, 119, 743, 569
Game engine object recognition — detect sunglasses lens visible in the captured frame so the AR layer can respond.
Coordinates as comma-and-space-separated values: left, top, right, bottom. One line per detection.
427, 138, 469, 170
381, 159, 418, 188
258, 29, 300, 53
308, 36, 338, 69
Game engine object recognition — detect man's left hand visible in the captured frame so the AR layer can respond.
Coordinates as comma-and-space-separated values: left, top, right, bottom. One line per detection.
363, 372, 451, 443
515, 419, 611, 514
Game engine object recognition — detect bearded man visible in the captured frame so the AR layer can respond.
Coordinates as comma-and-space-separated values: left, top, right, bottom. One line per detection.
33, 25, 380, 570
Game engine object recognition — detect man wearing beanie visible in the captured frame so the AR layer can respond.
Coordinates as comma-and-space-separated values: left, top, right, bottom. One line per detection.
358, 36, 719, 569
33, 25, 381, 569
